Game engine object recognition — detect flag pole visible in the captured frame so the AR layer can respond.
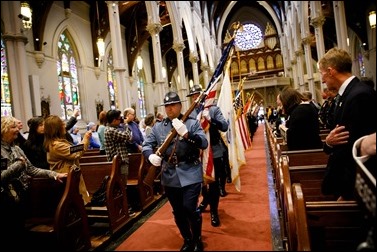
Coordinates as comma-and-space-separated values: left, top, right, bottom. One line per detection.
155, 22, 242, 157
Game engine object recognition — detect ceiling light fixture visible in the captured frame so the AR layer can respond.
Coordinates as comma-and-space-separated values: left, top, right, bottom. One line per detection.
19, 2, 32, 30
369, 11, 376, 29
96, 1, 105, 57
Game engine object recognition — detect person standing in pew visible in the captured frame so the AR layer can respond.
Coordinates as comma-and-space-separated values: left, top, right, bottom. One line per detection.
104, 109, 136, 217
278, 87, 323, 150
123, 107, 144, 153
186, 84, 229, 227
43, 115, 92, 205
1, 116, 67, 251
319, 47, 377, 201
22, 116, 49, 170
97, 110, 108, 155
142, 91, 208, 251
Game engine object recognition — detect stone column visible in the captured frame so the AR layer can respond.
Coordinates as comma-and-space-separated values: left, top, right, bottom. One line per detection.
1, 1, 33, 122
172, 42, 187, 106
310, 1, 326, 61
302, 36, 317, 95
189, 52, 199, 85
106, 1, 128, 109
200, 63, 210, 89
333, 1, 349, 52
295, 49, 305, 91
146, 22, 165, 105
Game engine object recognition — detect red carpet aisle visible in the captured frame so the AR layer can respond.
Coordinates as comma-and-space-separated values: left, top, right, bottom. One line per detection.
115, 124, 272, 251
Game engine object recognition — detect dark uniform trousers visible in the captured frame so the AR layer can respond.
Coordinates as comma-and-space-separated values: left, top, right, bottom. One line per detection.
164, 182, 202, 242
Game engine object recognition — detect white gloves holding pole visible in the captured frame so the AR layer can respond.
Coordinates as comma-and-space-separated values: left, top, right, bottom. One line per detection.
172, 118, 188, 137
148, 154, 162, 166
202, 109, 211, 121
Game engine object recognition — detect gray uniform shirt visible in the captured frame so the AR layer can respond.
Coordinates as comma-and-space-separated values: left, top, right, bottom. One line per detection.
142, 116, 208, 188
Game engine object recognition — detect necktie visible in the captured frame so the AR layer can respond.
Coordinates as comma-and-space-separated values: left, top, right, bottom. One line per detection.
333, 94, 341, 114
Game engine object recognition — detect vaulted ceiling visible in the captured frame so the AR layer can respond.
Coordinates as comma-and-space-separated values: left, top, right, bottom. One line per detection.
29, 1, 375, 82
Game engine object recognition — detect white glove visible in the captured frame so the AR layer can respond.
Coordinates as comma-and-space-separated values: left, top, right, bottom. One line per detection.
172, 118, 188, 137
148, 154, 162, 166
202, 110, 211, 121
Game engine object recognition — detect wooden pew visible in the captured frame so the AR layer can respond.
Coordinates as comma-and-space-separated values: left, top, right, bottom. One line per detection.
83, 148, 101, 156
292, 183, 366, 251
277, 151, 334, 251
353, 153, 376, 250
127, 153, 155, 211
24, 166, 91, 251
80, 154, 108, 163
80, 155, 130, 234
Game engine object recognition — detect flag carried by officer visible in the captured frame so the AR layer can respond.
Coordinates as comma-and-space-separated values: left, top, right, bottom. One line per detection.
199, 75, 221, 183
217, 64, 246, 192
199, 35, 236, 183
233, 79, 252, 150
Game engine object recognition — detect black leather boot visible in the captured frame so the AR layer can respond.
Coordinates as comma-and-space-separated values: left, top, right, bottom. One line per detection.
219, 177, 228, 197
198, 185, 208, 212
193, 237, 203, 251
210, 211, 220, 227
180, 238, 193, 251
190, 210, 203, 251
174, 211, 193, 251
198, 201, 208, 212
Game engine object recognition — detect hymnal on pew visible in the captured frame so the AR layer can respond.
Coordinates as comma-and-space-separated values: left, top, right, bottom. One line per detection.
70, 144, 84, 154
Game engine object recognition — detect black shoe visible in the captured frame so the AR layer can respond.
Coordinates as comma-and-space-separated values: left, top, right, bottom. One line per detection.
128, 207, 136, 217
219, 188, 228, 197
193, 239, 203, 251
226, 176, 232, 183
198, 202, 208, 212
210, 212, 220, 227
180, 239, 193, 251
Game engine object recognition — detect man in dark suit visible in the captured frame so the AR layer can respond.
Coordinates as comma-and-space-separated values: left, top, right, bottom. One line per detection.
318, 47, 376, 201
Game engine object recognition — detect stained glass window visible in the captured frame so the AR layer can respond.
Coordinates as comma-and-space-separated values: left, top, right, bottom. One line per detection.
1, 36, 12, 116
137, 70, 146, 118
107, 51, 118, 110
57, 31, 81, 119
235, 23, 263, 51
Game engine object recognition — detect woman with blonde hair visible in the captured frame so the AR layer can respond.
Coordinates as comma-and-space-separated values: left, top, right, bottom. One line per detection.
43, 115, 92, 204
1, 116, 67, 250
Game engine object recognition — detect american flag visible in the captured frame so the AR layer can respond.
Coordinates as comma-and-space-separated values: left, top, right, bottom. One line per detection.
233, 79, 252, 150
199, 37, 236, 184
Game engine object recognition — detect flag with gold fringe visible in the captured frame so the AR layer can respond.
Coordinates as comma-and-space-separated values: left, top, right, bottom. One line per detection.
217, 65, 246, 192
233, 79, 252, 150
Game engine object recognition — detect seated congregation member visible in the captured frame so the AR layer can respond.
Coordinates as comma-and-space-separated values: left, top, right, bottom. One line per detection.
69, 125, 82, 145
22, 116, 49, 169
87, 121, 101, 149
13, 117, 27, 147
279, 87, 323, 150
43, 115, 92, 205
1, 116, 67, 250
142, 91, 208, 251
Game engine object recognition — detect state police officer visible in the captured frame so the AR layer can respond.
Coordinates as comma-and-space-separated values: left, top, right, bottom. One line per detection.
187, 85, 229, 227
142, 91, 208, 251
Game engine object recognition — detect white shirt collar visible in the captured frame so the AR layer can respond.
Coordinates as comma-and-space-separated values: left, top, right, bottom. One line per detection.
338, 76, 355, 96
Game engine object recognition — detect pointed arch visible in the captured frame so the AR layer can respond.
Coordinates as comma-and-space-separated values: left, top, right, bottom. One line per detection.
56, 30, 82, 119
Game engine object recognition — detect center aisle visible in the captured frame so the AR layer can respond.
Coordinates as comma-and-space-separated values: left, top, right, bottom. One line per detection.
113, 123, 275, 251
